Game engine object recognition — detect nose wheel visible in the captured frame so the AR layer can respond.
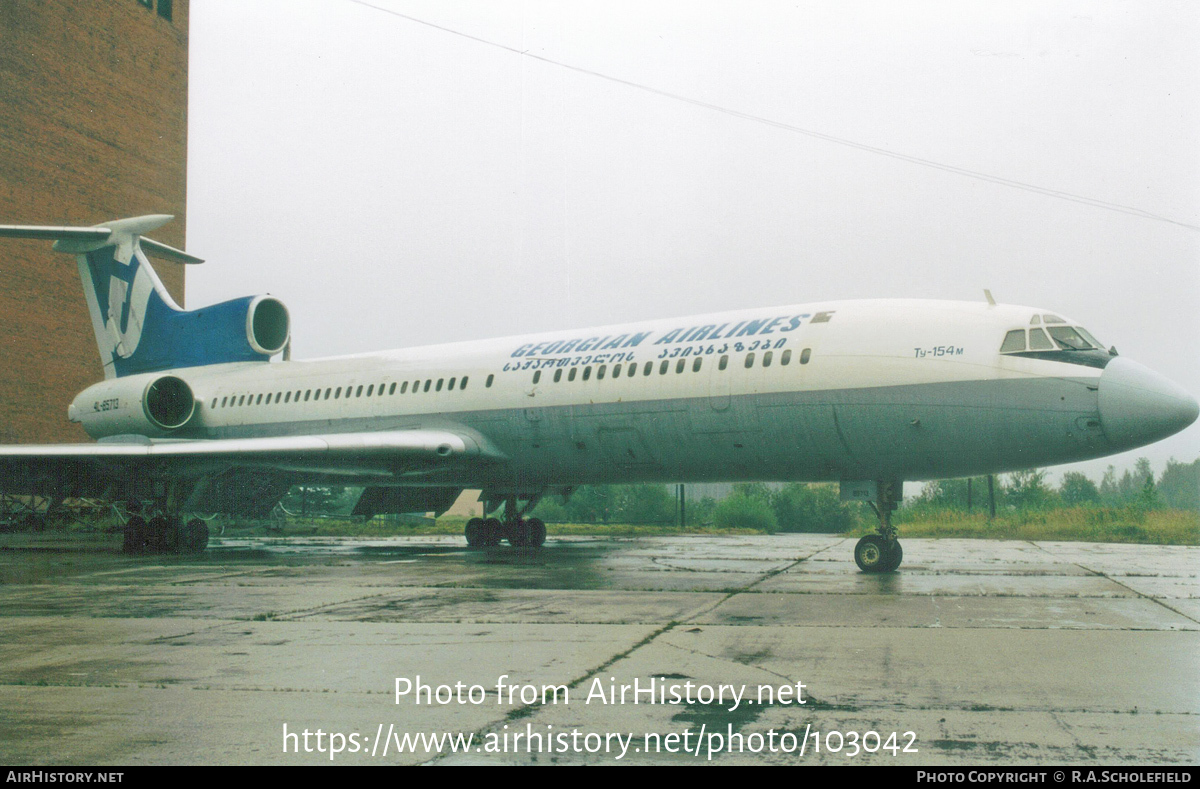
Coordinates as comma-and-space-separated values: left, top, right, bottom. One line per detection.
855, 480, 904, 573
854, 534, 903, 573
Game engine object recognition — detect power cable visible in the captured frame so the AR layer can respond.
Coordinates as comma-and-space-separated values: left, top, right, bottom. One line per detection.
347, 0, 1199, 232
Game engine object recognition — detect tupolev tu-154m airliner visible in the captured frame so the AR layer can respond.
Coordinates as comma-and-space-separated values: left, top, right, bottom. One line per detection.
0, 215, 1195, 572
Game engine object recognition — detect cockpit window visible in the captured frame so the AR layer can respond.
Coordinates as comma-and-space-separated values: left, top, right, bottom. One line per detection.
1075, 327, 1104, 349
1046, 326, 1093, 350
998, 323, 1113, 368
1000, 330, 1026, 353
1028, 328, 1054, 350
1029, 315, 1041, 325
1042, 314, 1066, 324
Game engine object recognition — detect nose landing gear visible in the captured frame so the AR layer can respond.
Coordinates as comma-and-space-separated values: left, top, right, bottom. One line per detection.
854, 533, 902, 573
854, 481, 903, 573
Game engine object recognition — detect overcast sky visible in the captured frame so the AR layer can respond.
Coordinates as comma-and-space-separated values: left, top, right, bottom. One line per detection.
186, 0, 1199, 483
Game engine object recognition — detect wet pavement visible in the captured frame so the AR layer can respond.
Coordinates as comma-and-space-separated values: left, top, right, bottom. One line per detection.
0, 533, 1196, 765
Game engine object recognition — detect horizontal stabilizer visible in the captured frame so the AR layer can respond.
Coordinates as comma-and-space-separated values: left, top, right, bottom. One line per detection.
0, 224, 111, 242
140, 236, 205, 265
54, 215, 174, 253
0, 215, 173, 254
0, 216, 201, 262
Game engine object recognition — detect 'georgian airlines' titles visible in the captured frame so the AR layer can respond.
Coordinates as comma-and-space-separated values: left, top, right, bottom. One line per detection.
509, 311, 834, 358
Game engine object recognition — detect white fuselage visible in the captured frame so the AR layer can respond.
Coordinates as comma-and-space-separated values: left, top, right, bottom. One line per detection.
68, 299, 1194, 492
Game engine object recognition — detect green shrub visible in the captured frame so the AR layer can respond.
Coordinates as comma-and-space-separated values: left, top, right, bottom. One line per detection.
771, 483, 860, 533
713, 493, 778, 533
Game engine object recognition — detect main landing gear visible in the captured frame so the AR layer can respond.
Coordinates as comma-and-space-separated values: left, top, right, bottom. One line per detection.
122, 513, 209, 555
463, 517, 546, 548
854, 481, 903, 573
464, 494, 547, 548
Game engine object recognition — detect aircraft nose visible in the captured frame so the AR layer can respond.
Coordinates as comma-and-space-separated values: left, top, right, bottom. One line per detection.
1097, 357, 1199, 451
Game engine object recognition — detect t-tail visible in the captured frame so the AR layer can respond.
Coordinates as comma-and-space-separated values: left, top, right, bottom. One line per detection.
0, 215, 290, 378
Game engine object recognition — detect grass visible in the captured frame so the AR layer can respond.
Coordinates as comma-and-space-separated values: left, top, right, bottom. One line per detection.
876, 505, 1200, 545
6, 506, 1197, 546
254, 507, 1200, 544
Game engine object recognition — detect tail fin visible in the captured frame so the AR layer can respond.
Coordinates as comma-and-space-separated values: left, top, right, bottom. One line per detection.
0, 215, 290, 378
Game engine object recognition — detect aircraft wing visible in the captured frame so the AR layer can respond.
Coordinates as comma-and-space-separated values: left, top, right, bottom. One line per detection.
0, 429, 506, 515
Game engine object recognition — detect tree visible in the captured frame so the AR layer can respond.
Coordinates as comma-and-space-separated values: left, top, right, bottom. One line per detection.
611, 485, 676, 524
565, 486, 614, 522
732, 482, 773, 505
1139, 474, 1159, 509
530, 496, 570, 522
688, 496, 718, 527
1104, 458, 1155, 504
533, 486, 611, 523
531, 484, 677, 524
915, 477, 991, 510
1059, 472, 1100, 505
1100, 465, 1120, 503
1005, 469, 1055, 510
280, 486, 358, 516
1158, 458, 1200, 511
1134, 457, 1155, 484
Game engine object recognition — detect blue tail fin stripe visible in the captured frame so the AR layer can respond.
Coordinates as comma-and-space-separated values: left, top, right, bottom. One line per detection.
79, 239, 275, 378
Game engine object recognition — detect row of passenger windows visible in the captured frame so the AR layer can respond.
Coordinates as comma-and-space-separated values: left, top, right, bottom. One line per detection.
207, 347, 821, 409
531, 348, 812, 385
209, 373, 496, 410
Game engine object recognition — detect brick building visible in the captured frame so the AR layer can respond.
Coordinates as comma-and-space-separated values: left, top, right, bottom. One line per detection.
0, 0, 188, 443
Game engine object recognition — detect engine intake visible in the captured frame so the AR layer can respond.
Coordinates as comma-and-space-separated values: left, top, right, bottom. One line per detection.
70, 373, 198, 438
247, 296, 290, 355
144, 375, 196, 430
